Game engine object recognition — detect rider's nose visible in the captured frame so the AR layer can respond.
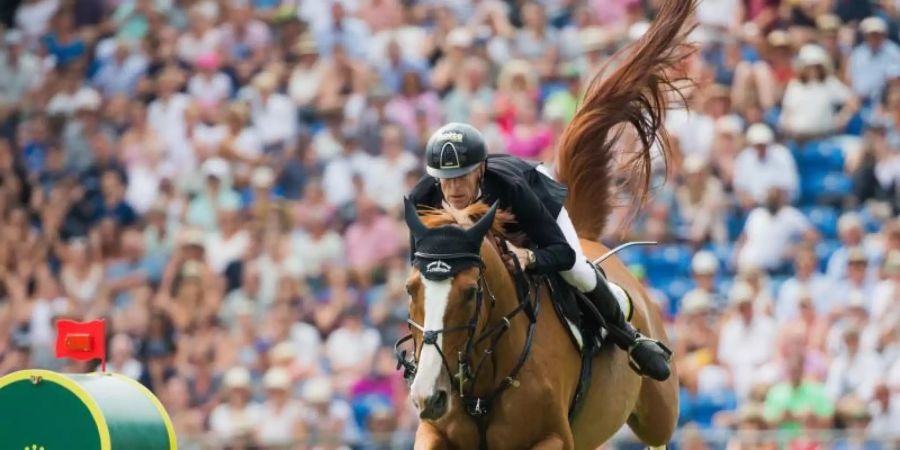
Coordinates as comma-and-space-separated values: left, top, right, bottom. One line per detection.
416, 390, 448, 420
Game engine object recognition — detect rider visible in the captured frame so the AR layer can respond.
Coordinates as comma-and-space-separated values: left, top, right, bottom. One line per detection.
408, 122, 672, 381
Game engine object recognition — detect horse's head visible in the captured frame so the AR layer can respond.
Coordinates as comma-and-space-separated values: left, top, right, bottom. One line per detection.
401, 198, 499, 420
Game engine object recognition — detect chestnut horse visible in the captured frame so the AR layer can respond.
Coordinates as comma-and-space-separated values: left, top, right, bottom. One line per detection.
397, 0, 695, 448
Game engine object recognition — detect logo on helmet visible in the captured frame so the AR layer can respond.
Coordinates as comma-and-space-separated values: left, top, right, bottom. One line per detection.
438, 132, 464, 143
439, 142, 461, 169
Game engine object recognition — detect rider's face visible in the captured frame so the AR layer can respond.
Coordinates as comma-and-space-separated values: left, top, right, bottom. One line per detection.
439, 166, 482, 210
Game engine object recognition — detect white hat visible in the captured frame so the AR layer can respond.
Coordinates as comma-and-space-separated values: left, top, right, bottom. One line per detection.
302, 377, 333, 404
263, 367, 292, 390
691, 251, 719, 275
4, 29, 23, 46
250, 166, 275, 188
860, 17, 888, 35
628, 21, 651, 42
683, 155, 707, 175
446, 27, 473, 48
269, 341, 296, 364
837, 212, 863, 234
223, 367, 252, 390
729, 281, 754, 305
74, 89, 102, 111
681, 289, 713, 314
745, 123, 774, 146
715, 115, 743, 135
201, 157, 230, 180
796, 44, 831, 68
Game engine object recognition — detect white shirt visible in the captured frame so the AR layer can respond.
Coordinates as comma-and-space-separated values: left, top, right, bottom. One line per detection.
325, 326, 380, 371
251, 93, 297, 146
775, 273, 834, 321
733, 144, 799, 204
290, 322, 323, 368
257, 401, 303, 446
291, 231, 345, 278
364, 152, 417, 211
666, 109, 716, 162
717, 315, 778, 398
205, 230, 250, 273
825, 350, 884, 401
288, 63, 325, 107
696, 0, 739, 29
15, 0, 59, 40
738, 206, 811, 270
781, 77, 852, 136
209, 403, 263, 442
322, 151, 372, 207
148, 93, 191, 163
255, 253, 304, 305
187, 73, 232, 107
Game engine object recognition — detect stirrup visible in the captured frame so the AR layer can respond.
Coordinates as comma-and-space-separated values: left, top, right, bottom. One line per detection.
626, 336, 673, 377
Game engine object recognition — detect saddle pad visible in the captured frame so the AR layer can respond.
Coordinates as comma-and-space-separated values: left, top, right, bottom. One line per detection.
563, 281, 633, 352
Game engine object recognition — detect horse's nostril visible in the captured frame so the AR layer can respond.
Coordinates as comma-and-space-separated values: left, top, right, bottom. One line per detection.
419, 390, 449, 420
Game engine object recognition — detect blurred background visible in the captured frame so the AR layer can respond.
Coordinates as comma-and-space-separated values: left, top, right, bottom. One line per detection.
0, 0, 898, 449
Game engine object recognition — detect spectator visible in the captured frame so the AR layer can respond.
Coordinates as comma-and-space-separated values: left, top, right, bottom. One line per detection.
780, 44, 858, 139
825, 325, 883, 401
848, 17, 900, 105
737, 187, 816, 273
718, 282, 778, 399
256, 367, 304, 447
776, 246, 833, 322
343, 196, 403, 287
734, 123, 799, 209
0, 30, 41, 105
675, 156, 728, 246
764, 354, 834, 432
209, 367, 261, 446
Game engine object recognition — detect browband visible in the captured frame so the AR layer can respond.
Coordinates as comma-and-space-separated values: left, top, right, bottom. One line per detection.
414, 252, 482, 261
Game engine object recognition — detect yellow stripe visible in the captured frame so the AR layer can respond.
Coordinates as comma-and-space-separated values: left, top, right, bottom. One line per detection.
106, 372, 178, 449
0, 369, 112, 450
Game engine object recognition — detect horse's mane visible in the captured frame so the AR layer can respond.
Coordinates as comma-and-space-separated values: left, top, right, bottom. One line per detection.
419, 203, 516, 240
556, 0, 697, 239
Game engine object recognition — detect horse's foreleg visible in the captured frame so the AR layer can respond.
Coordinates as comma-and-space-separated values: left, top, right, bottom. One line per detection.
530, 434, 569, 450
415, 423, 449, 450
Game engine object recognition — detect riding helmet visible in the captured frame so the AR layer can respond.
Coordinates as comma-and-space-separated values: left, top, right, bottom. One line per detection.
424, 123, 487, 179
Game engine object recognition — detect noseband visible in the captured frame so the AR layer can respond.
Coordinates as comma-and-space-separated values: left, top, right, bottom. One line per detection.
394, 248, 540, 419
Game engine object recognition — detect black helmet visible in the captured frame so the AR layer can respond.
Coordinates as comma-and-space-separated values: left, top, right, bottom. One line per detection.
424, 123, 487, 179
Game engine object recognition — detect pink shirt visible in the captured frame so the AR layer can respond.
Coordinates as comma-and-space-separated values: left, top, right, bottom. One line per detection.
504, 126, 552, 159
344, 215, 403, 269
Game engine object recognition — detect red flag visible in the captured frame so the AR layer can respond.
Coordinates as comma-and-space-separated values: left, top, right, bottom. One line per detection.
55, 319, 106, 371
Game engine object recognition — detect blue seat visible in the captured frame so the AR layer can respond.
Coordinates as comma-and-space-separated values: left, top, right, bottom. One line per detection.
726, 211, 747, 240
709, 242, 735, 274
797, 140, 845, 173
663, 277, 694, 315
644, 245, 693, 278
815, 239, 842, 272
802, 206, 839, 239
800, 171, 852, 204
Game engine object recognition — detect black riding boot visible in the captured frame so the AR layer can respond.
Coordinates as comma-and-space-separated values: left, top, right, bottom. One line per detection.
584, 268, 672, 381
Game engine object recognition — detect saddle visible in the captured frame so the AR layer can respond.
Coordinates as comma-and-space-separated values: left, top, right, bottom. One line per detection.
501, 253, 633, 424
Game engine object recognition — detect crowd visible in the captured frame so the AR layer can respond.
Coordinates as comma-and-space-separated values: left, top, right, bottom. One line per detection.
0, 0, 898, 448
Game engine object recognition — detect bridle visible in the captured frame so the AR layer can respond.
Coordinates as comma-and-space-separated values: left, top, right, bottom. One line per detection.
394, 245, 540, 421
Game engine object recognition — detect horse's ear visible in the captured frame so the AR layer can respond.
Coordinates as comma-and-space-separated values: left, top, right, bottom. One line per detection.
467, 201, 498, 241
403, 197, 428, 238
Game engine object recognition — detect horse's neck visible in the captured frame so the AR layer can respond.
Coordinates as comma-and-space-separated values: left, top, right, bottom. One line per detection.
475, 239, 529, 392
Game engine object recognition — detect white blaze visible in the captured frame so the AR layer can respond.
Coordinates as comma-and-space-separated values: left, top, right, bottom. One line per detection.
410, 278, 453, 403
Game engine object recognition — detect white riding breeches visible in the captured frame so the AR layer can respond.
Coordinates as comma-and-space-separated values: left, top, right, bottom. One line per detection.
535, 164, 598, 293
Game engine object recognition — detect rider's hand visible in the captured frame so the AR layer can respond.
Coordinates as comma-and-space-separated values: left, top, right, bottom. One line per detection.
507, 244, 533, 271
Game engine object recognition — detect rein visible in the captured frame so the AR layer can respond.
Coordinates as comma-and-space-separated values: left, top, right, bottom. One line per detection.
394, 240, 541, 445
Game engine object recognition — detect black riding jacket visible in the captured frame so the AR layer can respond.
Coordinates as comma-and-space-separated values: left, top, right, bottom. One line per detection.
408, 154, 575, 274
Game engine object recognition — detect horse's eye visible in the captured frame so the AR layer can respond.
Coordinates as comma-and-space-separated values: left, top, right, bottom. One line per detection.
406, 284, 415, 297
463, 287, 478, 301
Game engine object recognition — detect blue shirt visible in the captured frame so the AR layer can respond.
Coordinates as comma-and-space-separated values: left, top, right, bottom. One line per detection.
42, 34, 86, 67
848, 41, 900, 102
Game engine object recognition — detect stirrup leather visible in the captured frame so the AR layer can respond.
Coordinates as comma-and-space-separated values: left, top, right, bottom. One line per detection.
626, 336, 673, 377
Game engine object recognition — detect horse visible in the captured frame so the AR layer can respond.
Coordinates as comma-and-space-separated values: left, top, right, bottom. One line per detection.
395, 0, 696, 448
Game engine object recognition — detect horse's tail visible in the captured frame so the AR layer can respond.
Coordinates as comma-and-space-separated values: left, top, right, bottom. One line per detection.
556, 0, 697, 239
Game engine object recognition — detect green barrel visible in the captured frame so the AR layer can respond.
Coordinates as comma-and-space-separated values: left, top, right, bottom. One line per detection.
0, 369, 176, 450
